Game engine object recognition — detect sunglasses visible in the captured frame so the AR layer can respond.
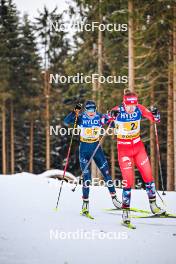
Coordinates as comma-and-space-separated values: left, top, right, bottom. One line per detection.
86, 108, 96, 113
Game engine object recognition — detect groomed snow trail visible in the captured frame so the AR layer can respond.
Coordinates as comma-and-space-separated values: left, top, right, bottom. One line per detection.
0, 174, 176, 264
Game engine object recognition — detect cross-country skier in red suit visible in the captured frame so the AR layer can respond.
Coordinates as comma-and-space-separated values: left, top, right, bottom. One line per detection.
111, 89, 165, 226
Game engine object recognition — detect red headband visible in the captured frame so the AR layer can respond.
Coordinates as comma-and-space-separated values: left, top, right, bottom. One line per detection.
123, 95, 138, 105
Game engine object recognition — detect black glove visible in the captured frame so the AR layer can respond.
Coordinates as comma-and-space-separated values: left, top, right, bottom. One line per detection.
150, 106, 158, 115
150, 106, 160, 122
110, 109, 120, 117
74, 103, 82, 111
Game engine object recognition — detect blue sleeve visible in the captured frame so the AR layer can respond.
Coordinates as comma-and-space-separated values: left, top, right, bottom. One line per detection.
64, 111, 81, 126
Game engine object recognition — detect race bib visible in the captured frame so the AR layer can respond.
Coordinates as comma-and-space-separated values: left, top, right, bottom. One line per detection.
80, 126, 101, 142
123, 121, 138, 131
116, 120, 140, 139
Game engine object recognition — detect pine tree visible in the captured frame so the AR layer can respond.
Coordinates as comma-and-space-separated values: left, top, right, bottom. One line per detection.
18, 14, 41, 173
0, 0, 21, 174
35, 6, 70, 172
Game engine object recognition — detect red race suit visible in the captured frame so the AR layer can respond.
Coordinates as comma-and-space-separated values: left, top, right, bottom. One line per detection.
112, 104, 158, 188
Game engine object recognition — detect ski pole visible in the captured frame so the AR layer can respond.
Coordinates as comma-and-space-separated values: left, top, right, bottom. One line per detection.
156, 189, 166, 206
154, 123, 166, 195
55, 113, 78, 211
72, 120, 113, 192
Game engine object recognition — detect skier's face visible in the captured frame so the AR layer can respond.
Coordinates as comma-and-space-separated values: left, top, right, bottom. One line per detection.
124, 104, 136, 114
86, 109, 96, 117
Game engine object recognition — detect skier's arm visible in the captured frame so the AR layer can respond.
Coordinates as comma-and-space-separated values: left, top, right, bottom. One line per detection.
110, 106, 120, 118
64, 103, 82, 125
64, 111, 79, 125
100, 112, 115, 126
138, 104, 160, 123
100, 106, 120, 127
100, 113, 112, 126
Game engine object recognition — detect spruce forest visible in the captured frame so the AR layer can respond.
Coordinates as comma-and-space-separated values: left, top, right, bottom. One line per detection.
0, 0, 176, 191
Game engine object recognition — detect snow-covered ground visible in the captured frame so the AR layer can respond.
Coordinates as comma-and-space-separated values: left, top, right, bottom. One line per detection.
0, 169, 77, 182
0, 173, 176, 264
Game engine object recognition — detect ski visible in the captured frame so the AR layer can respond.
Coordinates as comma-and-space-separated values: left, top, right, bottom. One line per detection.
80, 210, 94, 220
104, 208, 176, 218
104, 207, 151, 214
121, 222, 136, 229
130, 213, 176, 219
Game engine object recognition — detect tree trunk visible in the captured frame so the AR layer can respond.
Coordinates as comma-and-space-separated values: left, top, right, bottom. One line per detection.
91, 0, 103, 183
173, 4, 176, 190
29, 118, 34, 173
97, 0, 103, 111
128, 0, 135, 91
45, 71, 50, 170
10, 100, 15, 174
167, 37, 174, 190
2, 100, 7, 174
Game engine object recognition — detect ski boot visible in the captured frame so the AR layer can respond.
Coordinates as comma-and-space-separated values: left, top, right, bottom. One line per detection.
122, 209, 136, 229
112, 195, 122, 210
122, 209, 130, 224
80, 200, 94, 220
149, 200, 166, 215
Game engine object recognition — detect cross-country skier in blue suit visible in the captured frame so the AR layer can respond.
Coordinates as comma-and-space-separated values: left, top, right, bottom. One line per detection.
64, 100, 121, 218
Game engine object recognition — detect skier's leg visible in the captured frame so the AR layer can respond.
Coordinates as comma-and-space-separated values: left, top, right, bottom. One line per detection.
118, 146, 135, 223
93, 145, 121, 209
122, 188, 131, 224
134, 141, 165, 214
133, 141, 154, 183
79, 155, 94, 218
118, 145, 135, 191
79, 143, 92, 212
133, 141, 156, 201
145, 182, 165, 214
79, 153, 91, 199
93, 145, 115, 193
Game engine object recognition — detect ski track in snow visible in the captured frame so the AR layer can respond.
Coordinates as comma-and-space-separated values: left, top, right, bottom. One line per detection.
0, 173, 176, 264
